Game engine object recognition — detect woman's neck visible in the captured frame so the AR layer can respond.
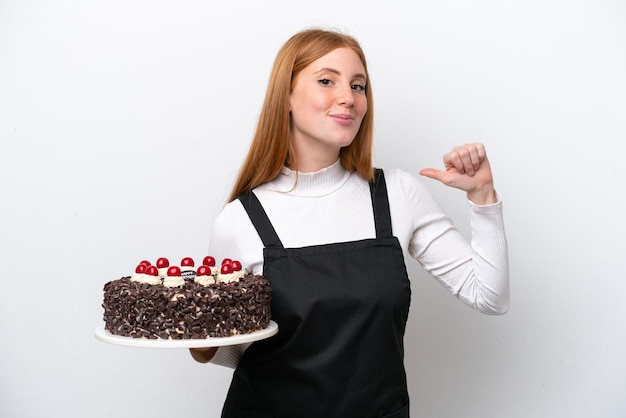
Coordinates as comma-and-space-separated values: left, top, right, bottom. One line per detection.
289, 141, 341, 173
263, 159, 349, 197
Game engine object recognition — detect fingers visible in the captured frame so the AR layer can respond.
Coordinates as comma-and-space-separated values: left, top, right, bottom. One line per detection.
418, 168, 444, 182
443, 143, 486, 176
420, 143, 494, 201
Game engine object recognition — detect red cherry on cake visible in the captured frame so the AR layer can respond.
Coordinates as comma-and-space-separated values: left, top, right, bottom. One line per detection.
181, 257, 194, 267
146, 265, 159, 276
139, 260, 151, 267
135, 263, 147, 274
167, 266, 182, 276
231, 260, 242, 272
220, 263, 233, 274
197, 265, 212, 276
222, 258, 232, 265
202, 256, 216, 267
156, 257, 170, 268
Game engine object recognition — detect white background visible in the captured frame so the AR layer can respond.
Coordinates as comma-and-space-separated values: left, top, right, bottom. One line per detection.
1, 1, 625, 417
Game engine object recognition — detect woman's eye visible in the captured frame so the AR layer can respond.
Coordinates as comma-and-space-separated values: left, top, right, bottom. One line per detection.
352, 84, 365, 92
318, 78, 332, 86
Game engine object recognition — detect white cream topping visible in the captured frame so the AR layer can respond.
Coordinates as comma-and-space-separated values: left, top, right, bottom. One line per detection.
143, 275, 162, 285
130, 272, 146, 282
131, 273, 161, 285
194, 275, 216, 286
217, 270, 244, 283
158, 267, 169, 278
163, 276, 184, 288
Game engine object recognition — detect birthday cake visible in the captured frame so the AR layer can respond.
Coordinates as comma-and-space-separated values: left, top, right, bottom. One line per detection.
102, 256, 272, 340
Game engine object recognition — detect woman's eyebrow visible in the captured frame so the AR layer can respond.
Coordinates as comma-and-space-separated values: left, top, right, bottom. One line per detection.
313, 67, 366, 80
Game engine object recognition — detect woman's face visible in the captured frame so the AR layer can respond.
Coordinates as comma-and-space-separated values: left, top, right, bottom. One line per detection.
289, 47, 367, 167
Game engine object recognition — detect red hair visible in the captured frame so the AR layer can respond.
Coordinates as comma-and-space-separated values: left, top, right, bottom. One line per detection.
227, 29, 374, 202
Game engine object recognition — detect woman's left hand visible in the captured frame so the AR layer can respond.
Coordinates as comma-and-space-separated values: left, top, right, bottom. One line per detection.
419, 143, 497, 205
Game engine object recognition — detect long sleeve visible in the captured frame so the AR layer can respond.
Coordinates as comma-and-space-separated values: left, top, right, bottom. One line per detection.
204, 163, 510, 368
206, 204, 261, 368
387, 169, 509, 314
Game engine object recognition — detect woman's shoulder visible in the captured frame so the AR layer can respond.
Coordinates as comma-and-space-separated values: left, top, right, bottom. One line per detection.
379, 167, 430, 197
377, 167, 446, 217
379, 167, 415, 182
209, 198, 262, 262
211, 198, 249, 236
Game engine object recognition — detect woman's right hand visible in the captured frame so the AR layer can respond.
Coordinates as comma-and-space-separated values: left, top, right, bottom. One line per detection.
189, 347, 218, 363
419, 143, 497, 205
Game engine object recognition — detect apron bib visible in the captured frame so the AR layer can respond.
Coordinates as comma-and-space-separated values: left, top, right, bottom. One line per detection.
222, 169, 411, 418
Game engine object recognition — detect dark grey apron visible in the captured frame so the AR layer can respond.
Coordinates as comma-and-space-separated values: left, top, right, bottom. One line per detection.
222, 169, 411, 418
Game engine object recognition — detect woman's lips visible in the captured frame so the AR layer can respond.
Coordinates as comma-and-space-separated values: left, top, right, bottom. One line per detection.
329, 113, 355, 125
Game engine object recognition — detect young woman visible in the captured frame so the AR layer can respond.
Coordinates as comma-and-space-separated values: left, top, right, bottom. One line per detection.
190, 28, 509, 418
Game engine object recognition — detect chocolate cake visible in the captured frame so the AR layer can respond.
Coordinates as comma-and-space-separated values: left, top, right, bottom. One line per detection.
102, 258, 272, 340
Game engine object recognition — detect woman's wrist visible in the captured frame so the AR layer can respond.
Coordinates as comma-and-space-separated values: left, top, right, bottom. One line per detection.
467, 184, 497, 205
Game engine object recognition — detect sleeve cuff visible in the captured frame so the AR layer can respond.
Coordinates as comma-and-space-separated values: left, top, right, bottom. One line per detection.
209, 343, 251, 369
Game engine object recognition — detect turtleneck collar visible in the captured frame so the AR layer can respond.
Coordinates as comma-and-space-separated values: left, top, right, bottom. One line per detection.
259, 159, 351, 197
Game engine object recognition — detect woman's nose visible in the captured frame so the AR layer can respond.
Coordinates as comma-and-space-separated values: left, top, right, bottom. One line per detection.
336, 84, 355, 107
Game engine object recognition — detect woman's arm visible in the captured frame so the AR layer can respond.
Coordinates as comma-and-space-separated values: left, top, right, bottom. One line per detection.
396, 143, 509, 314
188, 202, 257, 368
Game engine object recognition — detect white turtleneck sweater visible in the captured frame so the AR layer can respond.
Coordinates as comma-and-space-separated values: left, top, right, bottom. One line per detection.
209, 160, 509, 368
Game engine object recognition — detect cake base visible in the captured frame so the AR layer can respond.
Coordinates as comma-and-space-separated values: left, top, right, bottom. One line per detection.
94, 321, 278, 348
102, 273, 271, 340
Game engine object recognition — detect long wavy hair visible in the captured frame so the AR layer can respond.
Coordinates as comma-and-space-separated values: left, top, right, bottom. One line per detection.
227, 29, 375, 202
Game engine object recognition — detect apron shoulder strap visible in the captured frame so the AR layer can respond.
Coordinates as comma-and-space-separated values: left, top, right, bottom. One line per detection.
238, 191, 284, 248
369, 168, 393, 238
